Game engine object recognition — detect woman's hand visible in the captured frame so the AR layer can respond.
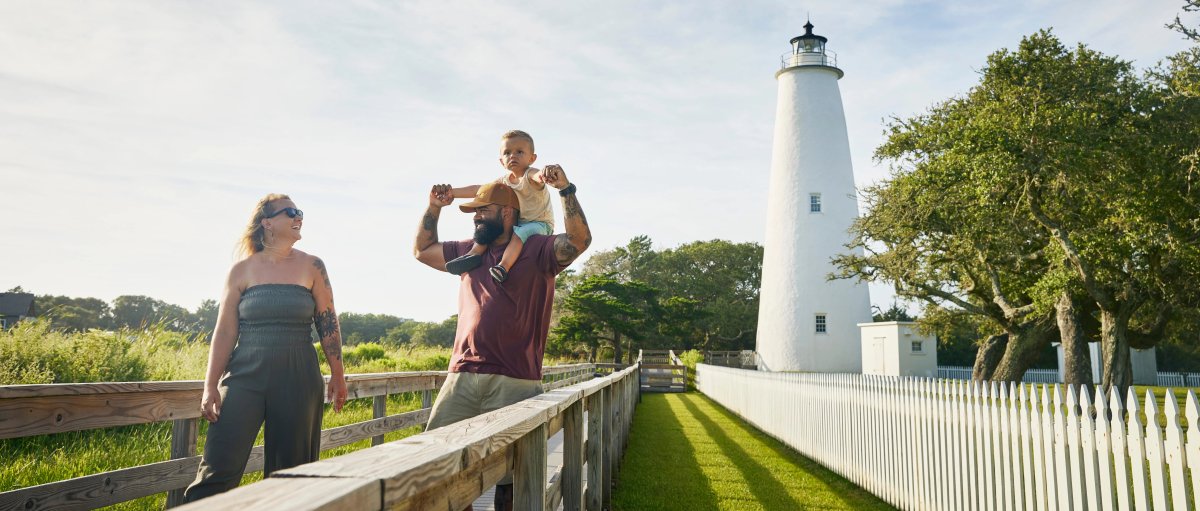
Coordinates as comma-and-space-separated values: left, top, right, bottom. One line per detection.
328, 376, 349, 412
201, 385, 222, 423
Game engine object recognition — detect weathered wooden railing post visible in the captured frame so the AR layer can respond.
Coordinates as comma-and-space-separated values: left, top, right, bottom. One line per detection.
563, 399, 584, 511
586, 385, 605, 511
514, 423, 547, 511
371, 395, 387, 446
602, 384, 614, 510
165, 418, 199, 508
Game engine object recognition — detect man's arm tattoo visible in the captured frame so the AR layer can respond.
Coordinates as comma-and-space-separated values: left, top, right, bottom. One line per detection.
313, 258, 332, 289
562, 194, 589, 226
555, 235, 581, 261
422, 210, 438, 233
315, 308, 342, 361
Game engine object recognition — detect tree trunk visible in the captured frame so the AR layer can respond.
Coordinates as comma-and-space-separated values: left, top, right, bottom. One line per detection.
1099, 306, 1135, 395
1057, 292, 1093, 386
612, 332, 623, 365
991, 320, 1053, 382
973, 334, 1007, 381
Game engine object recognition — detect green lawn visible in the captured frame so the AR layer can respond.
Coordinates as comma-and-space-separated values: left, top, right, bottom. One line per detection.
612, 392, 894, 511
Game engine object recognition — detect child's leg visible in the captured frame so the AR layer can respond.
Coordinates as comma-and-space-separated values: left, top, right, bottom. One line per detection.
489, 221, 551, 283
498, 236, 524, 272
445, 243, 486, 275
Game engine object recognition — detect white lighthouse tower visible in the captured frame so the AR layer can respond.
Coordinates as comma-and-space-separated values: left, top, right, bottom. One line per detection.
755, 22, 871, 373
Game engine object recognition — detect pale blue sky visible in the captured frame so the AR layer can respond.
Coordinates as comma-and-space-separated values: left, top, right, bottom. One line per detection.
1, 1, 1193, 321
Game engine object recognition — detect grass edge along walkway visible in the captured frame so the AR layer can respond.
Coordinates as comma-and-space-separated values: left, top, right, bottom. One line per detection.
612, 392, 894, 511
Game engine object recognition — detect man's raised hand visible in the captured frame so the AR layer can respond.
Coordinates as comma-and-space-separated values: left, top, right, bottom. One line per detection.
430, 184, 454, 207
542, 164, 570, 189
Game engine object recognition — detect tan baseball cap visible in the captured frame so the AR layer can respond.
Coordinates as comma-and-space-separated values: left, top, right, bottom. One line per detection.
459, 181, 520, 212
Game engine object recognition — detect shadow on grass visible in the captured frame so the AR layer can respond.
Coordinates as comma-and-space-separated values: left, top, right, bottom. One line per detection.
678, 393, 894, 510
611, 394, 721, 510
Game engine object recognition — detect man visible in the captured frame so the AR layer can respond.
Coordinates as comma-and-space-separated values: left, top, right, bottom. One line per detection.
413, 163, 590, 511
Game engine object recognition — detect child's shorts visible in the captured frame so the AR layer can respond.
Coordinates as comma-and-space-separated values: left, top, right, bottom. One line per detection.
513, 220, 552, 242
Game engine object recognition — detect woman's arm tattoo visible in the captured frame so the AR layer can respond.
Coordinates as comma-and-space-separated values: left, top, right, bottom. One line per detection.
315, 308, 342, 361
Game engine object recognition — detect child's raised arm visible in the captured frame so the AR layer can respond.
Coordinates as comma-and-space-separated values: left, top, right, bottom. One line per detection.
525, 168, 547, 189
448, 184, 482, 199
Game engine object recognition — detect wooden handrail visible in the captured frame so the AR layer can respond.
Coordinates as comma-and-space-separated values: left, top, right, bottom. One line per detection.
172, 364, 642, 511
0, 364, 599, 510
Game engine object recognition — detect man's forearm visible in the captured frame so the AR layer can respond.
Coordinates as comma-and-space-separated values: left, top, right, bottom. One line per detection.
414, 205, 441, 256
557, 192, 592, 263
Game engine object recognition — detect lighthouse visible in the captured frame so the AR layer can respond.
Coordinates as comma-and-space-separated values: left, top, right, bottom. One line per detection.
755, 22, 871, 373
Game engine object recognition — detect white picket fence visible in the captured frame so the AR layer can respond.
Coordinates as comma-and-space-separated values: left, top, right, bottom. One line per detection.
1157, 371, 1200, 388
697, 363, 1200, 511
938, 365, 1062, 383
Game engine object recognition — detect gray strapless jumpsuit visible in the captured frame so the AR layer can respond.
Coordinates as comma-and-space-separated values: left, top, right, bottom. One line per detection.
183, 284, 324, 502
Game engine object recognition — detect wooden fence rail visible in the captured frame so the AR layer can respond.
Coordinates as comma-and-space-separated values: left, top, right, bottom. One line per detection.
698, 363, 1200, 511
172, 364, 641, 511
0, 364, 597, 511
636, 350, 685, 393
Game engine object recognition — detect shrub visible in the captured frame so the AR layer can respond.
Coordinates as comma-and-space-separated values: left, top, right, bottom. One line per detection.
677, 349, 703, 389
344, 342, 387, 364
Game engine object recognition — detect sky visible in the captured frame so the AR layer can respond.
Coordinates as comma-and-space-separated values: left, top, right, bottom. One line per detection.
1, 0, 1194, 322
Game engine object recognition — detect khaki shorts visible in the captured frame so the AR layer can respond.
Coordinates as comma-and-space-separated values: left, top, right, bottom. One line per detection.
426, 371, 544, 431
426, 372, 544, 485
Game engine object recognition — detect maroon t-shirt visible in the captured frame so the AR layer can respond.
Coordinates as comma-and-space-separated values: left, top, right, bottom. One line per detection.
443, 234, 567, 380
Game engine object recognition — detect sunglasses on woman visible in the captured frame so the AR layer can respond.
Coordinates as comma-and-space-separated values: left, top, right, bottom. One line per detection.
266, 207, 304, 219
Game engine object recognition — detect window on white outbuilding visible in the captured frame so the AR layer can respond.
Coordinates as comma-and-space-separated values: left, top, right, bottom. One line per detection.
810, 193, 822, 213
912, 340, 923, 353
815, 314, 827, 333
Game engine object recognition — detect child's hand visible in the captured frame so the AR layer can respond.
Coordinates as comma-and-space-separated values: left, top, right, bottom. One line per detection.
542, 164, 570, 189
430, 184, 453, 207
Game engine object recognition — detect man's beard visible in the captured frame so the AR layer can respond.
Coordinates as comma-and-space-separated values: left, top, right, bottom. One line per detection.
473, 217, 505, 245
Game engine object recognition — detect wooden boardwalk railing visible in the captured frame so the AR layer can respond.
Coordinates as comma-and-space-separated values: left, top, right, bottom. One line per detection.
638, 350, 686, 393
172, 364, 641, 511
0, 364, 598, 511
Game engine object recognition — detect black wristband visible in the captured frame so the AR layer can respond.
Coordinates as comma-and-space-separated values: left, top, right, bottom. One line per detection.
558, 183, 577, 196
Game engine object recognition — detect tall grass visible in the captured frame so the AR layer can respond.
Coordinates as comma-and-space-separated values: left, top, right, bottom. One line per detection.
0, 321, 456, 509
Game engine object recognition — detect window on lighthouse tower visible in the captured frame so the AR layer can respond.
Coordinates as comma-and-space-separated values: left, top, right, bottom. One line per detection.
815, 314, 827, 334
810, 193, 822, 213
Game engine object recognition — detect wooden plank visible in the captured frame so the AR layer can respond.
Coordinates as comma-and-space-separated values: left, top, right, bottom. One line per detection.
1163, 390, 1191, 510
562, 400, 583, 511
0, 390, 200, 440
0, 381, 204, 398
165, 418, 198, 508
171, 476, 380, 511
371, 396, 387, 446
321, 409, 429, 451
1186, 391, 1200, 511
0, 455, 202, 511
382, 448, 510, 511
0, 373, 446, 440
514, 424, 547, 511
586, 389, 605, 511
602, 386, 613, 510
1126, 388, 1151, 511
1110, 390, 1133, 511
1144, 391, 1169, 509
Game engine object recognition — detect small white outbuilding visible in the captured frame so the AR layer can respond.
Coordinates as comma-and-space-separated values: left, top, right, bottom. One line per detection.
859, 321, 938, 378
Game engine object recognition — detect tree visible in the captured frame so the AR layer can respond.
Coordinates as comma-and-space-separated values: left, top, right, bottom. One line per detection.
188, 299, 219, 337
36, 295, 113, 331
841, 30, 1200, 391
553, 274, 658, 364
339, 313, 408, 345
112, 295, 190, 330
579, 237, 762, 352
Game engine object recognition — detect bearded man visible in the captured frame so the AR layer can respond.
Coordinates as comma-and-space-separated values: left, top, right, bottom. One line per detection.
413, 163, 590, 511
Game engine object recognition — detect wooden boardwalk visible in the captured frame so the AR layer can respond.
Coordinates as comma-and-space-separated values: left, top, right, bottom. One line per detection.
473, 425, 576, 510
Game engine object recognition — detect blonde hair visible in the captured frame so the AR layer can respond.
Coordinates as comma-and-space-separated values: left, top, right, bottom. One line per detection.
501, 130, 535, 152
238, 193, 291, 257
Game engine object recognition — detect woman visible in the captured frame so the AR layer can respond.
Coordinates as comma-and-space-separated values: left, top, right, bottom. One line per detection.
183, 193, 349, 502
